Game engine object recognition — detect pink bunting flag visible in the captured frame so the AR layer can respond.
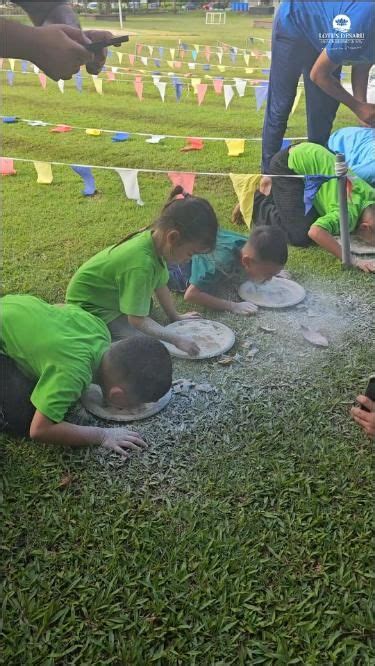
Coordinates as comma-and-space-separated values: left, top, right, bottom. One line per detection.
205, 46, 211, 62
197, 83, 208, 106
50, 124, 72, 133
180, 137, 204, 152
213, 78, 223, 94
134, 76, 143, 100
128, 53, 135, 66
168, 171, 196, 195
0, 158, 16, 176
174, 60, 182, 69
106, 71, 116, 81
136, 44, 143, 55
38, 73, 47, 89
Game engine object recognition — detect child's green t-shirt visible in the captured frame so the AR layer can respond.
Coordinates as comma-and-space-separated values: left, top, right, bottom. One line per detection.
66, 230, 169, 322
288, 142, 375, 236
189, 229, 247, 292
0, 295, 110, 423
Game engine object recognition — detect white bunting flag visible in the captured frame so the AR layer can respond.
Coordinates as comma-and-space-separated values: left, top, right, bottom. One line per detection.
224, 84, 234, 109
117, 52, 123, 64
141, 56, 148, 66
155, 80, 167, 102
57, 79, 65, 93
234, 78, 247, 97
146, 135, 165, 144
188, 62, 196, 70
116, 168, 144, 205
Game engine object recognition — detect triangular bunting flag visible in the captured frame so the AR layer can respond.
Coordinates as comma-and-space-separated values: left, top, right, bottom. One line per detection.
106, 71, 116, 81
224, 84, 234, 109
134, 76, 143, 100
218, 65, 226, 72
170, 48, 175, 59
188, 62, 196, 70
168, 171, 195, 195
71, 165, 96, 196
92, 76, 103, 94
205, 46, 211, 62
140, 56, 148, 66
137, 44, 143, 55
152, 74, 161, 86
191, 77, 201, 94
33, 65, 40, 74
180, 138, 204, 152
193, 44, 200, 54
146, 135, 165, 144
174, 60, 182, 69
255, 83, 268, 110
230, 51, 237, 64
154, 58, 161, 67
213, 78, 223, 94
112, 132, 129, 142
167, 60, 174, 69
217, 52, 223, 64
6, 71, 14, 85
27, 120, 48, 126
116, 168, 143, 205
57, 79, 65, 93
21, 60, 28, 73
281, 138, 292, 150
38, 73, 47, 89
128, 53, 135, 65
225, 139, 245, 157
174, 82, 183, 101
158, 47, 164, 58
86, 128, 101, 136
229, 174, 261, 227
117, 51, 123, 64
155, 80, 167, 101
0, 158, 16, 176
2, 116, 18, 123
197, 83, 208, 106
291, 88, 303, 115
74, 70, 83, 91
50, 124, 72, 133
148, 45, 154, 56
243, 53, 250, 66
234, 78, 247, 97
245, 68, 254, 74
111, 66, 119, 73
34, 161, 53, 184
191, 49, 198, 61
8, 58, 15, 71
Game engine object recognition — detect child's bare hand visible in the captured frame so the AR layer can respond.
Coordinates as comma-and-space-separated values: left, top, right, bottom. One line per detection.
174, 335, 200, 356
231, 301, 258, 316
176, 312, 202, 321
353, 258, 375, 273
100, 428, 148, 458
351, 396, 375, 438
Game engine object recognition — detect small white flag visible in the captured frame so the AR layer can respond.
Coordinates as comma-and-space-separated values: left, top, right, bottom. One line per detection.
234, 78, 247, 97
116, 168, 144, 205
155, 80, 167, 102
224, 84, 234, 109
57, 79, 65, 93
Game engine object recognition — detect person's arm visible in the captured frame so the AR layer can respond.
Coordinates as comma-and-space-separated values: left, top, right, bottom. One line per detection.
29, 410, 147, 458
13, 1, 79, 27
310, 50, 375, 127
351, 396, 375, 439
308, 224, 375, 272
184, 284, 258, 316
154, 285, 201, 322
127, 314, 200, 356
351, 63, 372, 103
0, 19, 94, 80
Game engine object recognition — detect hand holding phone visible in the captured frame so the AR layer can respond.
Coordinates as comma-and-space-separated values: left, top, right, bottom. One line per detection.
360, 374, 375, 412
86, 35, 129, 53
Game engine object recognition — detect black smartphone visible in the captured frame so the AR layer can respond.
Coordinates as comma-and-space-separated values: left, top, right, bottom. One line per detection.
361, 374, 375, 411
86, 35, 130, 53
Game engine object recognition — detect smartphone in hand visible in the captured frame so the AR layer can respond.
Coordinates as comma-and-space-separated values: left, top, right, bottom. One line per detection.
361, 374, 375, 411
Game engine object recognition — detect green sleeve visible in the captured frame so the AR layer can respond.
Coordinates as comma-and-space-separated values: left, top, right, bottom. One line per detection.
311, 212, 341, 236
118, 268, 154, 317
155, 264, 170, 290
31, 367, 89, 423
189, 254, 220, 293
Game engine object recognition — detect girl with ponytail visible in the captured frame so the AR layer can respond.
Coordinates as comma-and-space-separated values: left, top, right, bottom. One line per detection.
66, 186, 218, 356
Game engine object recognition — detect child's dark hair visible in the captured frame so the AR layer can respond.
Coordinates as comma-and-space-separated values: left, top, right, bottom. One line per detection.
112, 186, 218, 252
248, 226, 288, 265
108, 336, 172, 403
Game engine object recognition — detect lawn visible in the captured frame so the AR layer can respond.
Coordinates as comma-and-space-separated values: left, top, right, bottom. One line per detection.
1, 12, 375, 664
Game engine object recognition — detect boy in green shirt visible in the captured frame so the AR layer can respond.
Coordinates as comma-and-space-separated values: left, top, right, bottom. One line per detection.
0, 295, 172, 458
168, 226, 288, 315
248, 143, 375, 272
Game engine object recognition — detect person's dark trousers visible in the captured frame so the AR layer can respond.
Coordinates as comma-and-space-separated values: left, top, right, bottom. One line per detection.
253, 148, 319, 247
0, 355, 36, 438
261, 14, 341, 173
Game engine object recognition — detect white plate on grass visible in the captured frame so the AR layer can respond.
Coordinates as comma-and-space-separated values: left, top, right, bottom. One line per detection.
162, 319, 235, 359
81, 384, 172, 422
238, 277, 305, 308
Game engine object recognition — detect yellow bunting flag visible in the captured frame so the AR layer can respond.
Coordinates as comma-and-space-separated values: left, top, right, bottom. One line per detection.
86, 128, 101, 136
218, 65, 226, 72
8, 58, 16, 71
229, 173, 261, 228
243, 53, 250, 66
191, 77, 201, 94
291, 88, 303, 115
34, 161, 53, 184
245, 68, 254, 74
117, 51, 123, 64
167, 60, 174, 68
193, 44, 200, 53
225, 139, 245, 157
92, 76, 103, 95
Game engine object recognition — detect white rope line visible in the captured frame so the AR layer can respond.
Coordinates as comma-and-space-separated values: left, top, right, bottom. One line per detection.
2, 115, 308, 143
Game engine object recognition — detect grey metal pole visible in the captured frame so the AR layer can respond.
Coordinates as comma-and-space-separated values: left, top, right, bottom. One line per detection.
335, 152, 351, 268
118, 0, 123, 28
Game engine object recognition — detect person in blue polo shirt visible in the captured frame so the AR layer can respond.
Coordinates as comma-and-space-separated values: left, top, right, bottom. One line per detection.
328, 127, 375, 185
262, 1, 375, 172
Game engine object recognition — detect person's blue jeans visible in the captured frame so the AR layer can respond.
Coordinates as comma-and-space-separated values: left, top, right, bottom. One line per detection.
262, 16, 342, 172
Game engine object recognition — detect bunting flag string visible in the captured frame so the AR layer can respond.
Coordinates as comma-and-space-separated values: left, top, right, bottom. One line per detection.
71, 165, 97, 196
2, 115, 308, 144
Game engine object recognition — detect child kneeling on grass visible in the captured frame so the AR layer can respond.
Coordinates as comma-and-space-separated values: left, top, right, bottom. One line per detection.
168, 225, 288, 315
66, 186, 218, 357
0, 295, 172, 458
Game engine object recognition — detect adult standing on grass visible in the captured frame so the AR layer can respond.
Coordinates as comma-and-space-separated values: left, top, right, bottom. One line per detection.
262, 1, 375, 172
0, 0, 114, 81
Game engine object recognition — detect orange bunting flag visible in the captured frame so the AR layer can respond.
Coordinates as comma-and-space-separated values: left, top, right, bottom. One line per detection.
106, 71, 116, 81
136, 44, 143, 55
213, 78, 223, 94
180, 137, 204, 152
168, 171, 196, 194
38, 73, 47, 89
0, 158, 16, 176
128, 53, 135, 65
50, 124, 72, 133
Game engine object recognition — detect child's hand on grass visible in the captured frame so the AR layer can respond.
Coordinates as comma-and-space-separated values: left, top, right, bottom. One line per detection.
100, 428, 148, 459
174, 335, 200, 356
351, 396, 375, 439
230, 301, 258, 316
353, 258, 375, 273
176, 312, 202, 321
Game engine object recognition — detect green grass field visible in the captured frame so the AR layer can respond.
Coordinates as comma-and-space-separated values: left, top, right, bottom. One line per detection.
2, 12, 375, 664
